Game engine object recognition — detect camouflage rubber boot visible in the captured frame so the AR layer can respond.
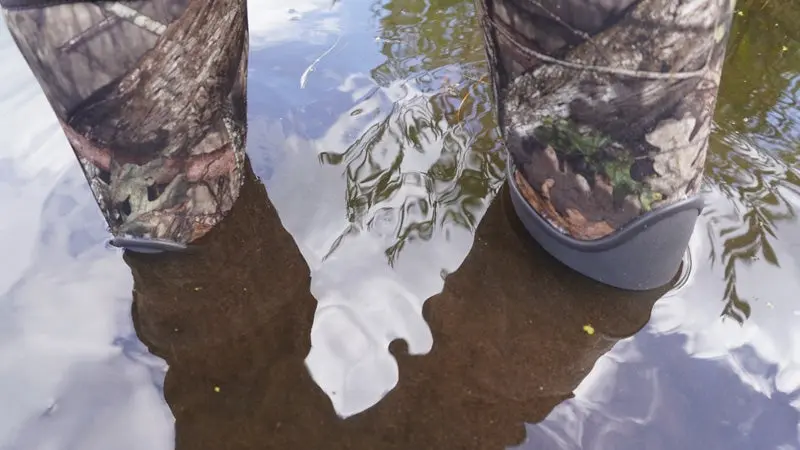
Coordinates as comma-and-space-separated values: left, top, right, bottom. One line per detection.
2, 0, 249, 253
475, 0, 736, 289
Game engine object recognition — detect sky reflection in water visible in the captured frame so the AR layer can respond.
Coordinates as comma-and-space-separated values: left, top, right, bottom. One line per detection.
0, 0, 799, 448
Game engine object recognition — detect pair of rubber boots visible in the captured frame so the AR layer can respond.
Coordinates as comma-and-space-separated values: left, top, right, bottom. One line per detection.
2, 0, 735, 290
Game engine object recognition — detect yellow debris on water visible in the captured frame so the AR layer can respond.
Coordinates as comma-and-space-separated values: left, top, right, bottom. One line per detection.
583, 324, 595, 335
214, 386, 221, 393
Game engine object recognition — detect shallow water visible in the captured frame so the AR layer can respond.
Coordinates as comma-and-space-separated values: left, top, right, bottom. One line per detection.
1, 0, 799, 448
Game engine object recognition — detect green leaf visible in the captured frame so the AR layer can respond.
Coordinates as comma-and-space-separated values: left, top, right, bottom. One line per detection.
761, 235, 780, 266
639, 191, 663, 212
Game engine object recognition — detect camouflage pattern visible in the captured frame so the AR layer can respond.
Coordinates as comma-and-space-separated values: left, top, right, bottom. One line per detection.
2, 0, 248, 245
476, 0, 736, 240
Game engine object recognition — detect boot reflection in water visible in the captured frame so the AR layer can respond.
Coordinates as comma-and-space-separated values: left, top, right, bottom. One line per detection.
2, 0, 249, 253
127, 159, 673, 450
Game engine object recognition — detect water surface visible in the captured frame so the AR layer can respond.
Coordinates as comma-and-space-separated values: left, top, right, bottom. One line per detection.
1, 0, 799, 448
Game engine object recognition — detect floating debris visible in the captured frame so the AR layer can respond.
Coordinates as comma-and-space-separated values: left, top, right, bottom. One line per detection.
583, 324, 595, 335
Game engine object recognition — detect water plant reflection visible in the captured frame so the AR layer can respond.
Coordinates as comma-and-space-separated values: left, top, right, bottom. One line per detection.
705, 0, 800, 324
318, 0, 504, 266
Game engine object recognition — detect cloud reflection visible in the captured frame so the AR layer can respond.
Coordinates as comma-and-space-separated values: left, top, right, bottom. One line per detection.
0, 17, 172, 450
